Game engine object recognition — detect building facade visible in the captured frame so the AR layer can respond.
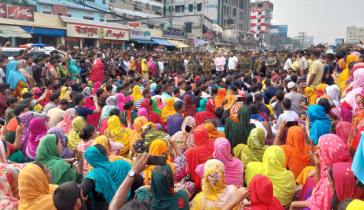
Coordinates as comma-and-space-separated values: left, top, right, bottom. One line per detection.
249, 0, 273, 45
108, 0, 164, 20
346, 26, 364, 44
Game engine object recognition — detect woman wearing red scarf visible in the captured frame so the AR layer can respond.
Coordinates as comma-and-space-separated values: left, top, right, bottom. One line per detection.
139, 98, 165, 131
194, 99, 216, 126
88, 58, 105, 83
185, 125, 216, 193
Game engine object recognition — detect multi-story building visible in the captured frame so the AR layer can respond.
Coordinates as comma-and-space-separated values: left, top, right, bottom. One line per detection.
346, 26, 364, 44
29, 0, 109, 22
108, 0, 164, 20
249, 0, 273, 45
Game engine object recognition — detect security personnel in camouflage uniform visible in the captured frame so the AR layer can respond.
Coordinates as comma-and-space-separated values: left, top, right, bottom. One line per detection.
241, 51, 251, 72
237, 52, 244, 73
265, 50, 278, 71
279, 50, 287, 68
164, 52, 174, 74
253, 51, 263, 72
202, 53, 213, 76
187, 52, 199, 75
174, 53, 184, 74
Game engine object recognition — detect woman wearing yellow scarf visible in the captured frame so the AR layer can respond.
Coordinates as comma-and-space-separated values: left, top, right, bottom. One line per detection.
66, 116, 86, 149
60, 87, 67, 99
103, 115, 131, 155
131, 86, 143, 103
161, 98, 176, 122
335, 55, 359, 89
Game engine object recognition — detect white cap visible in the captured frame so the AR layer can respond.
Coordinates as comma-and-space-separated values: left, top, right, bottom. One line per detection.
287, 82, 295, 89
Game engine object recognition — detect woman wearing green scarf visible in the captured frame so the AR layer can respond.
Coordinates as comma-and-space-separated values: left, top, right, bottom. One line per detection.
197, 98, 208, 112
135, 164, 189, 210
35, 134, 83, 185
152, 98, 162, 116
224, 106, 256, 149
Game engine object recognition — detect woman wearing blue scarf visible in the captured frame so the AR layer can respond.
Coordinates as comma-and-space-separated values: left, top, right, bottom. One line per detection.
81, 145, 133, 209
6, 61, 27, 97
307, 105, 332, 145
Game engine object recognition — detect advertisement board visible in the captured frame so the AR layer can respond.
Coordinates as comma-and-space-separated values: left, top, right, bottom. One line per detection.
335, 38, 344, 44
270, 25, 288, 37
66, 23, 129, 40
164, 29, 184, 39
130, 29, 151, 40
7, 4, 34, 21
0, 3, 7, 18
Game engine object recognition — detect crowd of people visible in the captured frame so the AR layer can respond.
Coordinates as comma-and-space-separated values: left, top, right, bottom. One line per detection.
0, 43, 364, 210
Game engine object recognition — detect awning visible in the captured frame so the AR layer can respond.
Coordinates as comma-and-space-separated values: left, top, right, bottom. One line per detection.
151, 38, 176, 46
136, 40, 158, 44
0, 25, 32, 38
167, 40, 189, 48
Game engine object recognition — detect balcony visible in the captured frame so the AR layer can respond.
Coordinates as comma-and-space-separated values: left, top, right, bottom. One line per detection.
134, 6, 142, 11
155, 11, 162, 15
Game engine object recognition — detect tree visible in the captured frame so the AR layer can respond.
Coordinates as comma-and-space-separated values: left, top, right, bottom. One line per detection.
0, 0, 37, 12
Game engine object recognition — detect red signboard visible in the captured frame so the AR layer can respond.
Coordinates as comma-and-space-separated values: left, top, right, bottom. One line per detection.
7, 5, 34, 21
0, 3, 7, 19
128, 22, 140, 29
203, 32, 214, 39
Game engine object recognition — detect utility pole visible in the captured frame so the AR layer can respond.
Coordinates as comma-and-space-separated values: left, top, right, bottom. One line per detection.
298, 32, 306, 49
170, 0, 173, 29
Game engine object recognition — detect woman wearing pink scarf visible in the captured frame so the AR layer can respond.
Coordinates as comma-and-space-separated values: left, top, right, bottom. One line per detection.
18, 59, 35, 89
147, 58, 157, 76
195, 138, 245, 188
93, 81, 101, 96
26, 118, 48, 161
57, 108, 77, 135
88, 58, 105, 83
154, 97, 165, 109
116, 93, 125, 111
84, 96, 101, 128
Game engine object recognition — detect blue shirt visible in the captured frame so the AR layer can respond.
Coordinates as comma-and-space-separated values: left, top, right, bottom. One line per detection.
161, 92, 171, 99
166, 114, 185, 136
75, 107, 94, 118
78, 66, 85, 80
180, 92, 195, 100
264, 86, 276, 104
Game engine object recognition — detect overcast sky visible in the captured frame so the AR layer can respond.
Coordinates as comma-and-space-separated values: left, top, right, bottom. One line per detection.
267, 0, 364, 44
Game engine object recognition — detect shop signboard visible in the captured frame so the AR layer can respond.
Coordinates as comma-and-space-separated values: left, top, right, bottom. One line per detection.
66, 23, 129, 40
130, 29, 151, 40
0, 3, 7, 19
128, 22, 140, 29
164, 29, 184, 39
7, 4, 34, 21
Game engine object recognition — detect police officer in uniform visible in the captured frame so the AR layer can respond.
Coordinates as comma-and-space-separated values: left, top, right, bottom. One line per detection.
253, 51, 263, 72
279, 50, 287, 68
164, 52, 174, 74
187, 52, 199, 75
266, 50, 278, 71
174, 53, 184, 74
202, 52, 214, 76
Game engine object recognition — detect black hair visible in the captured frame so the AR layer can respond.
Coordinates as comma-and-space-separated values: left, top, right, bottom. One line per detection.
22, 92, 34, 99
142, 88, 150, 97
53, 181, 81, 210
257, 82, 262, 90
94, 144, 108, 157
79, 125, 96, 140
337, 198, 355, 210
250, 84, 258, 92
109, 108, 121, 117
196, 82, 202, 88
121, 199, 150, 210
249, 102, 260, 114
251, 77, 257, 85
14, 104, 28, 116
154, 86, 162, 95
60, 78, 68, 86
54, 84, 62, 91
276, 86, 284, 92
211, 86, 218, 95
330, 121, 338, 134
33, 162, 45, 172
184, 85, 192, 92
193, 88, 201, 96
6, 97, 17, 106
215, 107, 224, 119
276, 90, 285, 101
49, 93, 60, 102
290, 75, 298, 83
201, 85, 208, 92
204, 119, 217, 127
106, 85, 113, 92
312, 50, 320, 58
172, 88, 180, 95
59, 99, 69, 106
282, 98, 291, 109
2, 140, 8, 153
70, 91, 78, 101
123, 100, 134, 110
117, 86, 124, 93
254, 92, 263, 102
265, 80, 271, 87
96, 88, 105, 97
326, 53, 335, 61
73, 94, 84, 105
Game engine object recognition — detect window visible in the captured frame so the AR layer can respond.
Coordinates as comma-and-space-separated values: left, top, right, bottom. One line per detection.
102, 0, 105, 4
100, 19, 104, 22
123, 13, 126, 18
155, 6, 162, 15
43, 11, 52, 14
155, 0, 162, 2
83, 16, 94, 20
123, 0, 125, 4
258, 3, 262, 7
110, 0, 115, 3
134, 2, 142, 11
152, 5, 155, 11
189, 4, 193, 12
258, 19, 261, 22
197, 3, 202, 11
176, 5, 184, 13
258, 26, 261, 30
185, 23, 192, 32
86, 0, 95, 2
67, 14, 72, 17
146, 4, 149, 9
258, 11, 261, 15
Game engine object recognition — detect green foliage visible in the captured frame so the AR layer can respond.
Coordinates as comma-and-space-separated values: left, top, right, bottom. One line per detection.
0, 0, 37, 12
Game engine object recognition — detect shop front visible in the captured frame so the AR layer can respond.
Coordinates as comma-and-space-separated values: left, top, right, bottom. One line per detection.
61, 16, 129, 49
127, 29, 156, 50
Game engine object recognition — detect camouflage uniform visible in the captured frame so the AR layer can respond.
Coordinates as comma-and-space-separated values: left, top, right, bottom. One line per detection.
241, 52, 251, 71
253, 54, 263, 72
174, 55, 184, 74
202, 57, 213, 76
245, 55, 252, 70
266, 55, 278, 70
164, 56, 174, 74
187, 54, 199, 75
237, 55, 244, 73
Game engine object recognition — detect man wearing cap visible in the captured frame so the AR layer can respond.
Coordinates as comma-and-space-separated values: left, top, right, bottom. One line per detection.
202, 53, 213, 76
266, 50, 278, 70
164, 53, 174, 75
187, 52, 199, 75
253, 51, 263, 72
284, 81, 303, 115
166, 100, 186, 136
174, 53, 184, 74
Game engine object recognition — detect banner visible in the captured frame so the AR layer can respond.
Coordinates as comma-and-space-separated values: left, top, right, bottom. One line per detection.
7, 5, 34, 21
66, 23, 129, 40
0, 3, 7, 18
164, 29, 184, 39
130, 29, 151, 40
270, 25, 288, 37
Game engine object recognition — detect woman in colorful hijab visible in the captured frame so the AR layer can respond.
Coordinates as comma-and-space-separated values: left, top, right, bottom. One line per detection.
131, 86, 143, 103
204, 120, 226, 140
98, 96, 117, 127
280, 126, 317, 179
26, 118, 48, 162
245, 146, 296, 206
93, 81, 101, 96
308, 105, 332, 145
0, 164, 21, 209
224, 95, 235, 109
191, 159, 240, 210
196, 98, 208, 112
47, 127, 73, 158
18, 163, 57, 210
171, 116, 196, 153
128, 58, 135, 75
183, 95, 196, 117
140, 99, 165, 130
330, 107, 352, 123
6, 61, 27, 98
195, 99, 216, 126
135, 165, 189, 210
225, 106, 256, 148
68, 56, 80, 82
103, 115, 131, 155
88, 58, 105, 83
129, 116, 148, 149
60, 87, 67, 99
233, 128, 267, 169
304, 134, 351, 210
83, 146, 132, 207
214, 88, 227, 108
57, 108, 77, 135
338, 55, 359, 84
317, 98, 332, 114
245, 175, 284, 210
18, 59, 35, 89
335, 121, 352, 145
304, 87, 317, 106
18, 112, 33, 157
83, 96, 101, 128
66, 116, 86, 149
35, 134, 82, 185
325, 85, 340, 107
161, 98, 176, 123
185, 125, 215, 192
116, 93, 125, 111
152, 98, 162, 116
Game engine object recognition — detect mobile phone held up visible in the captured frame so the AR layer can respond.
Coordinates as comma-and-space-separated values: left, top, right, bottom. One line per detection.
285, 121, 298, 128
0, 118, 5, 126
147, 155, 167, 166
90, 96, 94, 100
